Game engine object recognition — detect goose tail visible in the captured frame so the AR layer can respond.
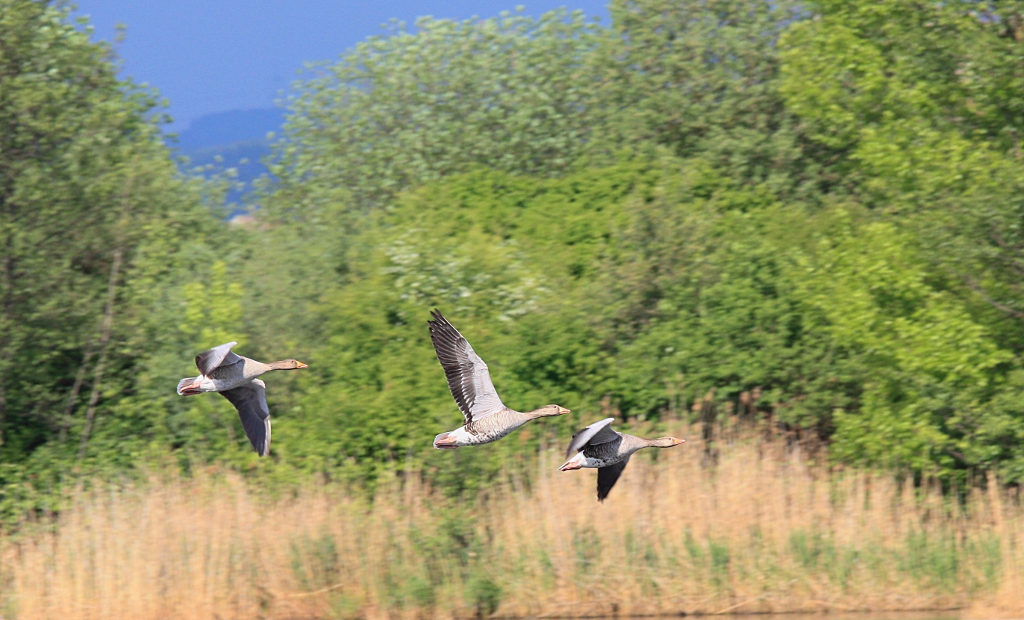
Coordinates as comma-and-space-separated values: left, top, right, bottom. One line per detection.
433, 432, 459, 449
177, 377, 202, 396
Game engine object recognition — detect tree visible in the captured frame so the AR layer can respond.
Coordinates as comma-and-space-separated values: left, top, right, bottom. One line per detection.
602, 0, 807, 190
0, 0, 232, 519
269, 8, 605, 213
780, 0, 1024, 332
779, 0, 1024, 479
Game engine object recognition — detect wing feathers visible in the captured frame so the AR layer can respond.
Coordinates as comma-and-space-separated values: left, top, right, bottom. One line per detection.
195, 341, 240, 375
220, 379, 271, 457
597, 458, 629, 502
427, 310, 504, 424
565, 417, 617, 458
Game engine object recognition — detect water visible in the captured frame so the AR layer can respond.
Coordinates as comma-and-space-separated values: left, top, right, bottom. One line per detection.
578, 613, 961, 620
684, 613, 958, 620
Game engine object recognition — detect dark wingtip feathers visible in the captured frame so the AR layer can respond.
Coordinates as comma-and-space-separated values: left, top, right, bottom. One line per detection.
426, 309, 477, 421
427, 309, 450, 331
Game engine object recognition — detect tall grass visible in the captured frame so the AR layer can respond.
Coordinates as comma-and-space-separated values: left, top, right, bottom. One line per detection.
1, 424, 1022, 620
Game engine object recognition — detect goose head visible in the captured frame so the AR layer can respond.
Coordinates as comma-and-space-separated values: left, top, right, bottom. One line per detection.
649, 436, 685, 448
538, 404, 570, 417
268, 359, 309, 370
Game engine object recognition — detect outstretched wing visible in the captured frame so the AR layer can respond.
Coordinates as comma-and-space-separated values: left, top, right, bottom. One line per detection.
597, 458, 629, 502
220, 379, 271, 457
195, 341, 241, 376
565, 417, 618, 459
427, 310, 505, 424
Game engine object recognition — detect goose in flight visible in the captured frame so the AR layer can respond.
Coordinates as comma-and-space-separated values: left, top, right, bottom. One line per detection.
559, 418, 684, 501
428, 310, 569, 448
177, 342, 307, 456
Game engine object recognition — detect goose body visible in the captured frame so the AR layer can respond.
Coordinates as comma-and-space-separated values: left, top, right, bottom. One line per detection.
176, 342, 307, 456
559, 418, 684, 501
179, 355, 276, 393
427, 310, 569, 448
432, 408, 543, 448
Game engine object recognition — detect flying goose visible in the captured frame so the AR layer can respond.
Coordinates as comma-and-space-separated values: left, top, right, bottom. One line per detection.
176, 342, 307, 456
428, 310, 569, 448
559, 418, 684, 501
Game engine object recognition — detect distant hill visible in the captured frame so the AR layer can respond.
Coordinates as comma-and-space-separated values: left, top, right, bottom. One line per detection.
171, 108, 286, 151
168, 108, 286, 207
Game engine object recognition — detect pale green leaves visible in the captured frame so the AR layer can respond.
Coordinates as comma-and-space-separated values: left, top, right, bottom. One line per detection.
780, 19, 889, 150
272, 8, 604, 213
384, 230, 546, 322
180, 261, 246, 350
795, 215, 1014, 474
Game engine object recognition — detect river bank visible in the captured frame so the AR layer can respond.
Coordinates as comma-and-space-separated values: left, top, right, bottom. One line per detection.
2, 425, 1022, 620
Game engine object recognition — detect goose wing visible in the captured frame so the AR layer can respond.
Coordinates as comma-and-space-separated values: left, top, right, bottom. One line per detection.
597, 457, 629, 502
195, 341, 241, 376
565, 417, 618, 459
427, 310, 505, 424
220, 379, 271, 457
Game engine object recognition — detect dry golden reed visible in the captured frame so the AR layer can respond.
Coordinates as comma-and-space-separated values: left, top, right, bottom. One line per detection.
1, 425, 1022, 620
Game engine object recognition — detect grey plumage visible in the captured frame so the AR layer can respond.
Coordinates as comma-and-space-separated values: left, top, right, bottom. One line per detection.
561, 418, 683, 501
434, 412, 531, 447
596, 459, 629, 501
195, 341, 240, 376
428, 310, 569, 448
469, 409, 535, 442
209, 356, 271, 384
579, 431, 648, 468
427, 310, 504, 424
177, 342, 307, 457
565, 417, 619, 459
220, 379, 272, 457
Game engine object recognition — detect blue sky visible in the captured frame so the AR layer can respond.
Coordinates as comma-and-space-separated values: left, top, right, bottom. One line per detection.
73, 1, 610, 131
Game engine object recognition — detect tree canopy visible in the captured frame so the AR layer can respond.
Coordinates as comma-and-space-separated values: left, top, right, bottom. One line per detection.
4, 0, 1024, 519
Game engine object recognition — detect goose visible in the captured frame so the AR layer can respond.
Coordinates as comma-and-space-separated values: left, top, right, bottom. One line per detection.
176, 342, 307, 456
559, 418, 684, 501
428, 310, 570, 448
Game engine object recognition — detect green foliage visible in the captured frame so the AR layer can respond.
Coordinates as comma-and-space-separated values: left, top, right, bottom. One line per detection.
466, 574, 502, 617
7, 0, 1024, 523
794, 215, 1024, 477
0, 0, 232, 517
784, 525, 1000, 592
779, 0, 1024, 480
242, 0, 1024, 487
272, 164, 648, 483
271, 8, 605, 211
604, 0, 804, 185
708, 539, 731, 587
290, 529, 341, 591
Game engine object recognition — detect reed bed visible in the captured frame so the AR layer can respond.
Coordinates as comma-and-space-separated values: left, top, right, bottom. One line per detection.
1, 425, 1022, 620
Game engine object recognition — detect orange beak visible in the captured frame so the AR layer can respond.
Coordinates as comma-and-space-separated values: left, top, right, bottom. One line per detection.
673, 438, 686, 446
557, 406, 570, 415
296, 361, 309, 369
558, 461, 582, 472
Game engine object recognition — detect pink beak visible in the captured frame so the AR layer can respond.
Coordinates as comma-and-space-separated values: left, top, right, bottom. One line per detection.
558, 461, 581, 472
